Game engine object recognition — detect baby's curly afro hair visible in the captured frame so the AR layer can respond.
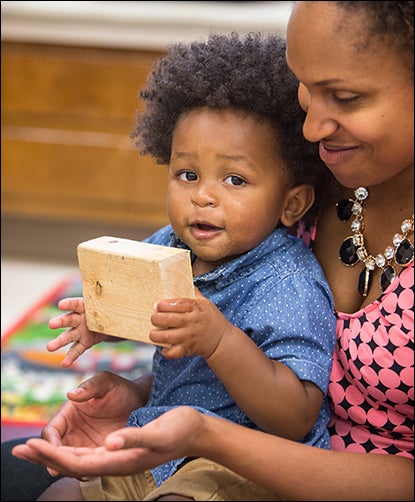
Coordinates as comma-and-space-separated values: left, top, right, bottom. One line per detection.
131, 32, 339, 221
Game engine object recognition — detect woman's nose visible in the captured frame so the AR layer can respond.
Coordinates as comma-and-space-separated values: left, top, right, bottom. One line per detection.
302, 108, 338, 143
298, 84, 338, 143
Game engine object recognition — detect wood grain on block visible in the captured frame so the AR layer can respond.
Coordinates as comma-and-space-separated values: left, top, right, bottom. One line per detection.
77, 236, 194, 345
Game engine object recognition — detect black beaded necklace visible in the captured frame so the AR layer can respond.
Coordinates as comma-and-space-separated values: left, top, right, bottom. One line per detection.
337, 187, 414, 298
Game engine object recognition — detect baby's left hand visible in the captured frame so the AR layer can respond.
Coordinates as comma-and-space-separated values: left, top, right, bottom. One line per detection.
150, 288, 232, 359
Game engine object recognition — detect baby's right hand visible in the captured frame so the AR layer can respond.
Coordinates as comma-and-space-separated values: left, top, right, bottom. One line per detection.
48, 297, 108, 367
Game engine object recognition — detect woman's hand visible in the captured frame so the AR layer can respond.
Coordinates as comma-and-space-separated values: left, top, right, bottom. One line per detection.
32, 370, 150, 475
12, 407, 204, 478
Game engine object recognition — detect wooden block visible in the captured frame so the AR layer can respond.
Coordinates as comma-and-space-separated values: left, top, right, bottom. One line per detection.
77, 236, 194, 345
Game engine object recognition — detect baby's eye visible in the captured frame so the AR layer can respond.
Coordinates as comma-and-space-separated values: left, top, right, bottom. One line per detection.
225, 175, 245, 186
178, 171, 198, 182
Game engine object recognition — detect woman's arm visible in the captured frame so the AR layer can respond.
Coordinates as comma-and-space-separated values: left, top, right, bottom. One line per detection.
191, 410, 413, 501
13, 407, 413, 500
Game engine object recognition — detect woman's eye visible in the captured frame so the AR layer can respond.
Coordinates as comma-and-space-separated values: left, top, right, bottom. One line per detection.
225, 175, 245, 186
333, 94, 360, 104
178, 171, 197, 182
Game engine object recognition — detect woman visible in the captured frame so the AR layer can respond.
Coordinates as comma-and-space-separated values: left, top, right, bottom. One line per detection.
9, 2, 414, 500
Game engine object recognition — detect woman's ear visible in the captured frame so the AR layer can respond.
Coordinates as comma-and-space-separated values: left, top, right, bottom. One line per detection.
280, 184, 315, 227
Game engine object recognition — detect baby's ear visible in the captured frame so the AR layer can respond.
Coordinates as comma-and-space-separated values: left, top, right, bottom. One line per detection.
280, 184, 315, 227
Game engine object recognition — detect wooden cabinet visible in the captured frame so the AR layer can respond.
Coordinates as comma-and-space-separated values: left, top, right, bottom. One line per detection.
1, 41, 170, 228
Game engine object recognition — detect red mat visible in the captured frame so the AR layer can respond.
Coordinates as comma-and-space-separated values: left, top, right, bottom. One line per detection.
1, 274, 155, 440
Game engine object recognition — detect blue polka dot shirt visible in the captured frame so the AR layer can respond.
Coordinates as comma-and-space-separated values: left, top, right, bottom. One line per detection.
127, 224, 336, 486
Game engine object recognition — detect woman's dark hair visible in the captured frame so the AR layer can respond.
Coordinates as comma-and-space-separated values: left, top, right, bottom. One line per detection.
131, 32, 339, 223
334, 1, 414, 76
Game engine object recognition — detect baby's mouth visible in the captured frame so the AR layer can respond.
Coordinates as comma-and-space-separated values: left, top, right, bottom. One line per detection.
190, 222, 222, 239
194, 223, 219, 231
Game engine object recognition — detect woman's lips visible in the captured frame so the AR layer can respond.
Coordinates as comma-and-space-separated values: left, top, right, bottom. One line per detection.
319, 142, 359, 166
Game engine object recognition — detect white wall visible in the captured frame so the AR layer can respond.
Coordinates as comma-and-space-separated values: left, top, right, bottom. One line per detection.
1, 1, 293, 50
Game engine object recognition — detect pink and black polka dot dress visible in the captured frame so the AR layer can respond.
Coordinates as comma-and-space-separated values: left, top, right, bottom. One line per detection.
298, 220, 414, 459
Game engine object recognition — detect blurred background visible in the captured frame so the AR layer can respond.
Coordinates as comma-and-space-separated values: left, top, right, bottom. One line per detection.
1, 1, 292, 335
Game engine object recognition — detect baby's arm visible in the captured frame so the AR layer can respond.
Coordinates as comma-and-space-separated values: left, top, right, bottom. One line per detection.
204, 323, 324, 439
48, 297, 114, 367
150, 284, 333, 440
